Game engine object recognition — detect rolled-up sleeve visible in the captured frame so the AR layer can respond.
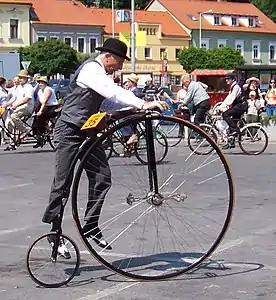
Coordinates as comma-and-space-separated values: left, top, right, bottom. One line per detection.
76, 62, 145, 109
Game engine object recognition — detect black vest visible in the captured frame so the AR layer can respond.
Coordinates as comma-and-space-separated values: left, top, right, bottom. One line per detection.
59, 58, 105, 127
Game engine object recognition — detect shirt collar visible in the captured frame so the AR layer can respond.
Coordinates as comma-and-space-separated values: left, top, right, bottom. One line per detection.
95, 56, 104, 69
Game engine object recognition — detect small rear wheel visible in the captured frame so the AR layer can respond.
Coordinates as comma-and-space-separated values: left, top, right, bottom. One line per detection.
26, 232, 80, 288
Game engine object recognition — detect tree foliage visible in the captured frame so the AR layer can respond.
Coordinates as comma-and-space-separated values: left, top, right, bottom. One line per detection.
252, 0, 276, 22
178, 46, 245, 73
18, 39, 79, 77
82, 0, 149, 9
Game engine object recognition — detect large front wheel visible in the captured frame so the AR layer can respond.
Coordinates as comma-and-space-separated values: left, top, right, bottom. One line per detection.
71, 114, 234, 281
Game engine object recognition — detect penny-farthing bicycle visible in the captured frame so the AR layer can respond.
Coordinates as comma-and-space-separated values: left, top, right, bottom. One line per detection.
26, 109, 235, 287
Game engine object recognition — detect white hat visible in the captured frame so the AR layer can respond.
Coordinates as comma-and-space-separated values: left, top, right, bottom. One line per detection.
127, 73, 139, 83
246, 77, 260, 85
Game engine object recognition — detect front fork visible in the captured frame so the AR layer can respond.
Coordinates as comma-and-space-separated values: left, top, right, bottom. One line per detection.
145, 112, 160, 196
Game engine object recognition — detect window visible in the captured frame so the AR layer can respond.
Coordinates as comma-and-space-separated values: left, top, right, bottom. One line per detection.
140, 27, 156, 35
248, 17, 255, 27
89, 38, 96, 53
235, 40, 244, 56
201, 39, 209, 49
175, 48, 181, 59
64, 37, 72, 46
269, 43, 276, 61
50, 36, 58, 40
37, 36, 45, 42
214, 16, 221, 25
10, 19, 19, 39
170, 76, 181, 86
144, 47, 152, 59
232, 17, 238, 26
78, 37, 85, 53
252, 41, 261, 61
160, 48, 167, 60
217, 39, 227, 48
270, 45, 275, 60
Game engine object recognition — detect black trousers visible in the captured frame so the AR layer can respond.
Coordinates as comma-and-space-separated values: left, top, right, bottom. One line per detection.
223, 102, 248, 133
33, 105, 58, 135
42, 119, 111, 227
194, 99, 210, 126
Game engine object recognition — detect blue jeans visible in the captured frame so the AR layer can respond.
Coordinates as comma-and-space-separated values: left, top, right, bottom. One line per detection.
265, 105, 276, 116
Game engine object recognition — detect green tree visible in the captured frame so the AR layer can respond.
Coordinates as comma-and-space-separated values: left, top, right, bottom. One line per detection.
81, 0, 148, 9
18, 39, 79, 77
252, 0, 276, 22
77, 52, 98, 65
178, 46, 245, 73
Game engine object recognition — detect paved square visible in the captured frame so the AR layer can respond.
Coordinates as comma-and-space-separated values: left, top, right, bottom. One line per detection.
0, 143, 275, 300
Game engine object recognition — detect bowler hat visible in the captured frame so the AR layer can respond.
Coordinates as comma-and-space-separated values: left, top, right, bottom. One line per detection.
96, 38, 130, 61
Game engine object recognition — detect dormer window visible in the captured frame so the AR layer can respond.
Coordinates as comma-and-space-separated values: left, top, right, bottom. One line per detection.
232, 17, 238, 26
248, 17, 255, 27
214, 16, 221, 25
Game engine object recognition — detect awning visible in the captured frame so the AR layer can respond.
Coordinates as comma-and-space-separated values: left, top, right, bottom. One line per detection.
190, 69, 234, 76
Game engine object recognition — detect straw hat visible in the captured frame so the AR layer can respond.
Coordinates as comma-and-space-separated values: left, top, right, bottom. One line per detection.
37, 76, 48, 84
17, 70, 29, 78
127, 73, 139, 84
246, 77, 260, 85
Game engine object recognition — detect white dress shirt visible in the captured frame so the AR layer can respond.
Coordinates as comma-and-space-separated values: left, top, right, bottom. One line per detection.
76, 56, 145, 109
223, 82, 241, 106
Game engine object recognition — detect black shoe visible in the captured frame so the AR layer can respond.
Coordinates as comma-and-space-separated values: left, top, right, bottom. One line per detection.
229, 131, 240, 137
222, 142, 235, 149
82, 225, 112, 250
47, 234, 71, 259
4, 144, 16, 151
33, 142, 42, 148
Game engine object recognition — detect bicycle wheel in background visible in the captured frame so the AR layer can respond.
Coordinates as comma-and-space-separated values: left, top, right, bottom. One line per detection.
187, 123, 218, 155
156, 120, 184, 147
71, 113, 234, 281
26, 232, 80, 288
238, 124, 268, 155
134, 128, 168, 164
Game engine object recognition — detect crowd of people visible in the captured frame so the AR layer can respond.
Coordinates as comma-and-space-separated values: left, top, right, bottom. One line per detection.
0, 71, 59, 150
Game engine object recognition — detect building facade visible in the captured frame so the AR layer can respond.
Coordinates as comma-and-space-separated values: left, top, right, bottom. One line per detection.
30, 0, 104, 54
0, 0, 32, 52
95, 9, 189, 86
146, 0, 276, 67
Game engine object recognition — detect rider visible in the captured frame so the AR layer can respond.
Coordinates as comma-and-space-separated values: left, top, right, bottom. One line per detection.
181, 74, 210, 126
2, 70, 34, 150
42, 38, 169, 257
32, 76, 59, 148
219, 73, 248, 148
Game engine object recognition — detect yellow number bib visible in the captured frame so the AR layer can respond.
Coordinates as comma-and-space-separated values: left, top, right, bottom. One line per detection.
0, 107, 5, 116
81, 112, 107, 130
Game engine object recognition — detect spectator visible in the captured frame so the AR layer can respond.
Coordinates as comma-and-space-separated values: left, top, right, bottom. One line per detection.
265, 78, 276, 116
142, 76, 159, 101
126, 73, 143, 98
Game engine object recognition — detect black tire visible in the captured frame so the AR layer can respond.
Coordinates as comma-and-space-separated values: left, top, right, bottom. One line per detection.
103, 136, 113, 160
238, 124, 268, 155
71, 114, 234, 281
47, 135, 56, 151
156, 122, 183, 147
187, 124, 218, 155
26, 232, 80, 288
134, 129, 168, 164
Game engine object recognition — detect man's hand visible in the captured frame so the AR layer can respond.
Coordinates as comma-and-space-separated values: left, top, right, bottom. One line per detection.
142, 101, 170, 111
12, 101, 18, 110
